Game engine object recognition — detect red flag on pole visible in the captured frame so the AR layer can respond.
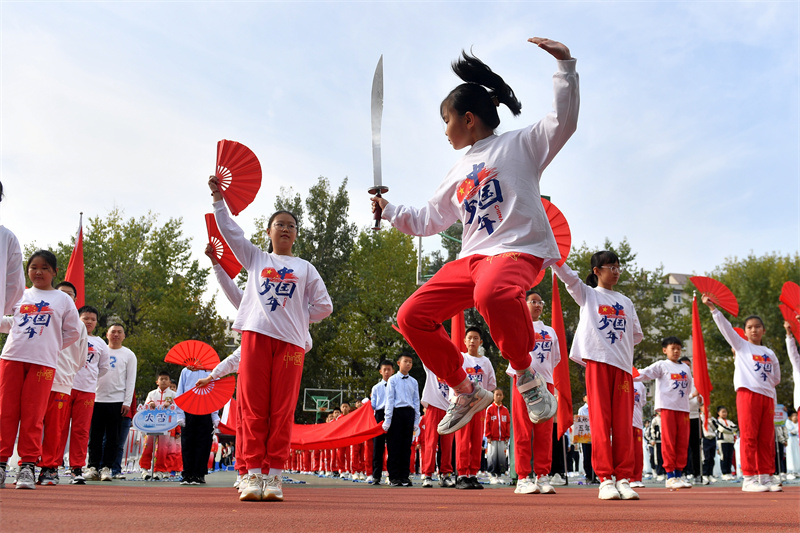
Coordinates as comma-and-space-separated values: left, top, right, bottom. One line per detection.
64, 214, 85, 309
551, 272, 573, 439
450, 311, 466, 353
692, 293, 713, 430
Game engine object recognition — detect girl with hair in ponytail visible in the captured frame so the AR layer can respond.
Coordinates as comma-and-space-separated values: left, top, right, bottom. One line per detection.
372, 37, 579, 439
552, 251, 643, 501
208, 176, 332, 502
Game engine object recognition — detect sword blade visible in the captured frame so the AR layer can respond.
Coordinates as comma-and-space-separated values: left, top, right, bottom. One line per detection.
371, 55, 383, 189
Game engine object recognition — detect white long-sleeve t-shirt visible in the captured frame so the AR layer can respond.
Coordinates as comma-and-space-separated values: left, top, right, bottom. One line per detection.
460, 353, 496, 392
786, 334, 799, 411
633, 381, 647, 430
52, 323, 88, 394
72, 335, 111, 394
95, 346, 137, 405
552, 263, 643, 373
1, 226, 24, 315
0, 288, 82, 369
421, 363, 451, 411
382, 60, 579, 263
711, 309, 780, 398
213, 201, 332, 351
145, 386, 177, 408
635, 359, 693, 413
506, 320, 561, 384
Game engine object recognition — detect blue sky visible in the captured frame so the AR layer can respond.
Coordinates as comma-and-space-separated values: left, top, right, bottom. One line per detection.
1, 1, 798, 320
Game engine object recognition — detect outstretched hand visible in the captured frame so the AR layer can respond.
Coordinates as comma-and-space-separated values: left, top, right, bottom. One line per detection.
204, 243, 219, 265
786, 320, 795, 337
528, 37, 571, 60
701, 294, 716, 311
195, 375, 213, 388
208, 175, 223, 202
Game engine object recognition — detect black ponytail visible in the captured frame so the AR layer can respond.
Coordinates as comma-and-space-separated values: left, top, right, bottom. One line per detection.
442, 51, 522, 130
585, 250, 620, 288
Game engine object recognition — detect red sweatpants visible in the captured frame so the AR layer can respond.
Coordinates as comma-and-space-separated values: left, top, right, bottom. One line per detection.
39, 391, 71, 468
585, 360, 634, 481
397, 253, 542, 387
632, 427, 644, 482
456, 412, 484, 476
59, 390, 95, 469
736, 389, 775, 476
336, 446, 349, 473
350, 442, 364, 473
139, 435, 171, 472
365, 438, 374, 476
234, 397, 246, 474
661, 408, 690, 473
420, 406, 454, 475
511, 378, 554, 478
238, 332, 305, 472
0, 360, 55, 463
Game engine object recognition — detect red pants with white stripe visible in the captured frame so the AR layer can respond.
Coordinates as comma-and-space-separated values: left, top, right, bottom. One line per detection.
455, 413, 484, 476
234, 397, 246, 474
420, 406, 454, 476
336, 446, 350, 473
511, 378, 554, 478
0, 360, 55, 463
139, 435, 171, 472
39, 390, 71, 468
660, 408, 690, 473
736, 388, 775, 476
632, 427, 644, 482
238, 332, 305, 472
350, 442, 364, 473
585, 360, 634, 481
397, 253, 542, 388
57, 390, 95, 469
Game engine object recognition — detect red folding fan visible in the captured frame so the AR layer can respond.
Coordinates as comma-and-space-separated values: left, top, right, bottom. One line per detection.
690, 276, 739, 317
205, 213, 243, 279
780, 281, 800, 315
175, 376, 235, 415
164, 340, 219, 371
215, 140, 262, 216
530, 198, 572, 287
780, 303, 800, 341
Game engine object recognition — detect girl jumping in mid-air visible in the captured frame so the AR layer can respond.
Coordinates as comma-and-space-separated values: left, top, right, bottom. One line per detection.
208, 177, 332, 502
552, 251, 643, 500
372, 36, 579, 437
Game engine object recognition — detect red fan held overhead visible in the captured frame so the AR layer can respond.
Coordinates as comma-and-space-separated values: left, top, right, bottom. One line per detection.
690, 276, 739, 317
205, 213, 243, 279
165, 340, 219, 371
175, 376, 235, 416
780, 304, 800, 341
780, 281, 800, 315
215, 140, 262, 216
531, 198, 572, 287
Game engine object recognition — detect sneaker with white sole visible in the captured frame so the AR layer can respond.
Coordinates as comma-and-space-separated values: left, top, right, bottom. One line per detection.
759, 474, 782, 492
537, 475, 556, 494
421, 476, 433, 488
514, 477, 539, 494
0, 468, 5, 489
100, 467, 112, 481
83, 467, 100, 481
550, 472, 566, 486
233, 475, 242, 489
741, 475, 768, 492
598, 479, 621, 500
616, 479, 639, 500
679, 477, 693, 489
437, 384, 494, 435
629, 480, 645, 488
263, 474, 284, 501
516, 370, 557, 423
239, 474, 264, 501
665, 477, 682, 490
71, 468, 85, 485
15, 465, 36, 490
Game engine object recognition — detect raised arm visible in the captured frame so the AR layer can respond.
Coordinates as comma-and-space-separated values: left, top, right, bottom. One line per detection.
209, 176, 261, 270
551, 262, 589, 307
206, 243, 243, 309
704, 295, 747, 352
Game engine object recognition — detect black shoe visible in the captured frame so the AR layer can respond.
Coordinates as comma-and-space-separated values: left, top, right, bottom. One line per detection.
180, 477, 192, 485
390, 479, 403, 487
455, 476, 472, 489
371, 477, 382, 486
196, 476, 206, 484
401, 478, 413, 487
469, 476, 483, 490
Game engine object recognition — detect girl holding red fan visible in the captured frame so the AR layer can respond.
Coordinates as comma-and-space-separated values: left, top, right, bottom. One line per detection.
786, 319, 800, 413
208, 176, 332, 502
703, 296, 782, 493
371, 37, 578, 438
552, 251, 643, 501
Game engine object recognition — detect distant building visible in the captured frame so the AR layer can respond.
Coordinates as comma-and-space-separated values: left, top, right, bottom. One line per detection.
664, 273, 691, 314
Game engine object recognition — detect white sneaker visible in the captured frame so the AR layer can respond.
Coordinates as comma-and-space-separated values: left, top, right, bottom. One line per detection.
629, 480, 645, 488
615, 479, 639, 500
83, 467, 100, 481
489, 474, 498, 485
537, 475, 556, 494
365, 475, 374, 484
514, 477, 539, 494
656, 474, 665, 481
15, 466, 35, 490
233, 475, 242, 489
239, 473, 264, 501
666, 477, 682, 490
437, 383, 494, 435
263, 474, 284, 501
760, 474, 783, 492
0, 468, 5, 489
550, 473, 566, 486
679, 477, 693, 489
741, 476, 769, 493
721, 473, 734, 481
598, 479, 621, 500
100, 467, 112, 482
516, 370, 557, 423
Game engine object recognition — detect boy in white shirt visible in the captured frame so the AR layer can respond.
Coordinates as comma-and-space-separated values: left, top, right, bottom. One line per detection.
139, 371, 178, 479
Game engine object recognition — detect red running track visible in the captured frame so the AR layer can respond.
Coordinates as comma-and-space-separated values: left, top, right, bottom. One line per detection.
1, 484, 798, 532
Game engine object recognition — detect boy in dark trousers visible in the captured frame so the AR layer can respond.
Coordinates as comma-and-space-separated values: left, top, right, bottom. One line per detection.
382, 354, 420, 486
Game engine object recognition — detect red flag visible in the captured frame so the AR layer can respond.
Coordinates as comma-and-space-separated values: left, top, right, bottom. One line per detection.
692, 294, 713, 430
291, 403, 384, 449
64, 214, 85, 309
551, 272, 573, 439
451, 311, 466, 353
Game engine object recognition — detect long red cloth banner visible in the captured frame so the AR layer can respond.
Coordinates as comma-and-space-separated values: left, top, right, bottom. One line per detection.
290, 403, 385, 450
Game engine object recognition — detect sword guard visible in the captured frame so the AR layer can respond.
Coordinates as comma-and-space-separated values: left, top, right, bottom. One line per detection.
369, 187, 389, 231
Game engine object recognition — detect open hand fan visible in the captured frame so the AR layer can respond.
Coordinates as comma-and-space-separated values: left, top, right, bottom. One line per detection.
690, 276, 739, 317
175, 376, 235, 415
165, 340, 219, 370
780, 303, 800, 341
530, 199, 572, 287
205, 213, 243, 279
215, 140, 262, 216
780, 281, 800, 314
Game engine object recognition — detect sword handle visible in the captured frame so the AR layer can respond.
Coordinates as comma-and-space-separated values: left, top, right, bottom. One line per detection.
369, 186, 388, 231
